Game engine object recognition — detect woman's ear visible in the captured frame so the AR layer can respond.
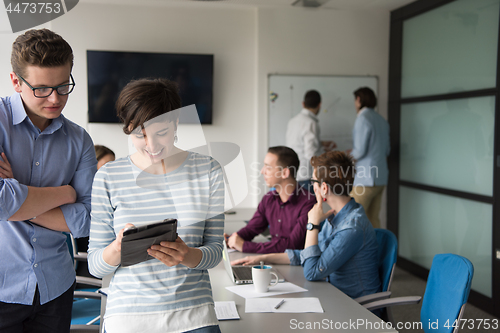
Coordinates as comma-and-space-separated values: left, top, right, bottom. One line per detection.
321, 182, 329, 196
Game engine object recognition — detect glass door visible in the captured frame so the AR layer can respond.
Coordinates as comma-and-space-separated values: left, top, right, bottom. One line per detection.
388, 0, 500, 316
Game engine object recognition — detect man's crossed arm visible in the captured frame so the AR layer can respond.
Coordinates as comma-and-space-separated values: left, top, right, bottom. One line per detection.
1, 152, 76, 232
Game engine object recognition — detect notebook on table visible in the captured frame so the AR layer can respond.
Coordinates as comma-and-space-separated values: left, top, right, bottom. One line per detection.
222, 240, 285, 285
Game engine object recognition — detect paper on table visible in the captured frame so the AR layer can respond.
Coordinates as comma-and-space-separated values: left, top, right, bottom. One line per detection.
225, 282, 307, 299
245, 297, 324, 313
214, 301, 240, 320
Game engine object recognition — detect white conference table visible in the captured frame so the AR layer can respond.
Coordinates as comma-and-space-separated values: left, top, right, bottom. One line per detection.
210, 211, 397, 333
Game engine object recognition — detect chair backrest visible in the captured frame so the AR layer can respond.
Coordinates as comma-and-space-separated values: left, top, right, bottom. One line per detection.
374, 228, 398, 292
421, 253, 474, 333
64, 232, 78, 269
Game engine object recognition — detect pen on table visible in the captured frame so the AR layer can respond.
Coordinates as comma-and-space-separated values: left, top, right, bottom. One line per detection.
274, 299, 285, 309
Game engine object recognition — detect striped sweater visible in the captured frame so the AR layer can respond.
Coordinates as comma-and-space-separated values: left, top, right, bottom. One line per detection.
88, 152, 224, 318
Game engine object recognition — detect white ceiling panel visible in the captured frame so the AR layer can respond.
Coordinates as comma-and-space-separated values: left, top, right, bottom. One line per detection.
80, 0, 416, 11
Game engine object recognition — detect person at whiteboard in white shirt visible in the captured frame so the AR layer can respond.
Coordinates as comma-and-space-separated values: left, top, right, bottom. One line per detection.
286, 90, 336, 193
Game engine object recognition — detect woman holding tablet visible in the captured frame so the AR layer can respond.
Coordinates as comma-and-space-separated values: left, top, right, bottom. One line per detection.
88, 78, 224, 333
232, 151, 380, 299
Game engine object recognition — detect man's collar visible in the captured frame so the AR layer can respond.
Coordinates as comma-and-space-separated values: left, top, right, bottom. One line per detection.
43, 116, 64, 135
11, 93, 27, 125
301, 108, 319, 119
356, 107, 370, 117
272, 185, 301, 204
11, 92, 64, 134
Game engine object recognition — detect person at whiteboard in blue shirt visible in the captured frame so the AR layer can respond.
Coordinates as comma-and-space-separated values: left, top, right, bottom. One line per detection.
231, 151, 380, 300
347, 87, 390, 229
286, 90, 336, 193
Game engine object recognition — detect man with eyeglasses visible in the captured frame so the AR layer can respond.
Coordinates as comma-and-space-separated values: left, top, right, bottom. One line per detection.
0, 29, 97, 332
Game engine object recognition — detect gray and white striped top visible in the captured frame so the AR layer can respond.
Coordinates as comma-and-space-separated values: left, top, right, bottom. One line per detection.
88, 152, 224, 320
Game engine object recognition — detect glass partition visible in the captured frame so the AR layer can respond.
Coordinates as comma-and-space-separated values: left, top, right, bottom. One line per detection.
400, 96, 495, 196
401, 0, 499, 98
399, 186, 492, 297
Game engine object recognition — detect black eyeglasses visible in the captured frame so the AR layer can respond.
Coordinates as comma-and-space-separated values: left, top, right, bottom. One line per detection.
310, 178, 321, 185
16, 73, 75, 98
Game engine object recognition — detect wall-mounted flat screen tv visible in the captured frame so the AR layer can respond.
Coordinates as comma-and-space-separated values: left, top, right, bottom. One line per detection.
87, 50, 214, 124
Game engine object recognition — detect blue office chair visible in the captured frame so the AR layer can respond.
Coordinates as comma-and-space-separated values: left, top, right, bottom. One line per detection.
364, 253, 474, 333
355, 229, 398, 303
354, 228, 398, 321
65, 233, 103, 332
71, 292, 102, 332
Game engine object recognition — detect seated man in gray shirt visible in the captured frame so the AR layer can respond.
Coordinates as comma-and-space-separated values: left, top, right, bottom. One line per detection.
225, 146, 316, 253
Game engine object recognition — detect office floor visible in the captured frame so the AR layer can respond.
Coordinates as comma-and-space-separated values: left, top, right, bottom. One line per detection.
390, 267, 498, 333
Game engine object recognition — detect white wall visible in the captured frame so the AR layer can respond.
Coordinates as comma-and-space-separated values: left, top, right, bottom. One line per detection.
0, 23, 50, 94
0, 4, 391, 222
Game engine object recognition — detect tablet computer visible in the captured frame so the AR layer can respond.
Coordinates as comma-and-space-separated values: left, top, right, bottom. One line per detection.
121, 218, 178, 267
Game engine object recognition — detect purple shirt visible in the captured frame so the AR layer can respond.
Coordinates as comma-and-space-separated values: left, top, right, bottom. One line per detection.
237, 187, 316, 253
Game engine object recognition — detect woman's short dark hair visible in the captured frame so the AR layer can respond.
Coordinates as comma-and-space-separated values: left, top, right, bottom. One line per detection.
267, 146, 300, 179
354, 87, 377, 109
303, 90, 321, 109
311, 151, 356, 197
94, 145, 115, 162
116, 78, 181, 135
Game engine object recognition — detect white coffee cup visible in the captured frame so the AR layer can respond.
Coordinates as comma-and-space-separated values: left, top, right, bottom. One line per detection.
252, 265, 279, 293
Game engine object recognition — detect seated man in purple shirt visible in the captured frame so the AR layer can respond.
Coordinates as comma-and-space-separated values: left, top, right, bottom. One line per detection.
225, 146, 316, 253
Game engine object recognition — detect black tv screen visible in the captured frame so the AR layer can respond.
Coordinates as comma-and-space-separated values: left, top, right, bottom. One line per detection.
87, 50, 214, 124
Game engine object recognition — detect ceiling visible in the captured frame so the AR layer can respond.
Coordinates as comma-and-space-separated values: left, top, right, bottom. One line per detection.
80, 0, 417, 11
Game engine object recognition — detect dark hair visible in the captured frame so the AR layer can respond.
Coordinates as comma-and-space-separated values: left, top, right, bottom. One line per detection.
303, 90, 321, 109
116, 78, 181, 135
354, 87, 377, 109
311, 151, 356, 197
267, 146, 300, 179
95, 145, 115, 162
11, 29, 73, 78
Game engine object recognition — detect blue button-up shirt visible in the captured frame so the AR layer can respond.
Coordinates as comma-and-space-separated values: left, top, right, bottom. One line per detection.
351, 107, 390, 186
0, 93, 97, 305
286, 198, 380, 298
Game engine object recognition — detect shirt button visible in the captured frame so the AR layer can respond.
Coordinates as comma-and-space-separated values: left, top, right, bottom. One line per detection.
278, 219, 281, 223
32, 238, 37, 242
319, 267, 324, 272
35, 162, 40, 166
275, 234, 279, 237
34, 264, 38, 268
281, 206, 284, 209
